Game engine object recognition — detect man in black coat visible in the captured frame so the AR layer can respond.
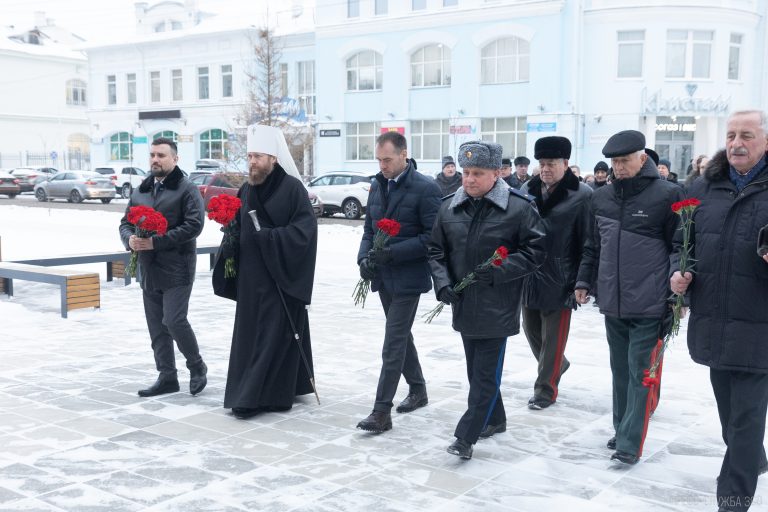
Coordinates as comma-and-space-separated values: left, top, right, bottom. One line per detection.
575, 130, 683, 465
356, 131, 442, 433
119, 137, 207, 398
434, 155, 462, 196
508, 156, 531, 189
429, 140, 546, 459
592, 161, 609, 189
520, 136, 592, 410
671, 110, 768, 512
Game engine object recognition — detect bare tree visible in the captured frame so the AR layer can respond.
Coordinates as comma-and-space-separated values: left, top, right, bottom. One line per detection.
228, 25, 313, 175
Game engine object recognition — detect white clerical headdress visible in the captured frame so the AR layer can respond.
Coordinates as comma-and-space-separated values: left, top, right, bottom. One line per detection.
246, 124, 301, 179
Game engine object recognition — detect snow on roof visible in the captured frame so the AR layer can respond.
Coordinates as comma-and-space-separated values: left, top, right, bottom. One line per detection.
0, 26, 86, 61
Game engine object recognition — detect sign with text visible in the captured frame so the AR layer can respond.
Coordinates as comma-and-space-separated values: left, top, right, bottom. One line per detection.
380, 127, 405, 134
527, 122, 557, 132
449, 125, 473, 134
177, 135, 193, 143
319, 129, 341, 137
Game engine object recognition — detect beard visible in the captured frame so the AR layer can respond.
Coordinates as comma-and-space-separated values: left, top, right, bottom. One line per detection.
151, 165, 172, 178
248, 162, 274, 185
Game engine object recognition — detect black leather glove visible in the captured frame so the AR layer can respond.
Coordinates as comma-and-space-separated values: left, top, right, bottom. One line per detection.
368, 247, 394, 266
437, 286, 460, 305
473, 265, 494, 286
359, 258, 376, 280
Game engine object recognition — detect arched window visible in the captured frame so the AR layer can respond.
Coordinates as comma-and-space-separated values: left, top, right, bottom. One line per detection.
200, 129, 228, 160
66, 79, 87, 105
153, 131, 178, 142
110, 132, 132, 161
346, 50, 383, 91
481, 37, 530, 84
411, 44, 451, 87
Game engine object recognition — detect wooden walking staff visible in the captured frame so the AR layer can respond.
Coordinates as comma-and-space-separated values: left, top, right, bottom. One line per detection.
249, 210, 320, 405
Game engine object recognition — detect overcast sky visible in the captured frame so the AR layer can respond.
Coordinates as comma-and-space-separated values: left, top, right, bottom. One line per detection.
1, 0, 293, 42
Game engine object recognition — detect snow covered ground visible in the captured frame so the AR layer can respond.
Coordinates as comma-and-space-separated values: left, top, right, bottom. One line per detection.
0, 203, 765, 512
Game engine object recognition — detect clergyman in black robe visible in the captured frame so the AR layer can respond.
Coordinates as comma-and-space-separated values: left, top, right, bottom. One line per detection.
216, 149, 318, 419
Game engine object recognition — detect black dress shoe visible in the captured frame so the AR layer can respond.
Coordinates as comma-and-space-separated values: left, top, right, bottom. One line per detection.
189, 361, 208, 396
232, 407, 262, 419
356, 410, 392, 433
607, 437, 616, 450
138, 374, 180, 397
396, 390, 428, 413
479, 422, 507, 439
611, 450, 639, 465
528, 397, 554, 410
447, 438, 473, 459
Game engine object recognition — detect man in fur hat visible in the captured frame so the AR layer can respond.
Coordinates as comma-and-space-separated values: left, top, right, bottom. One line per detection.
435, 155, 462, 196
519, 136, 593, 411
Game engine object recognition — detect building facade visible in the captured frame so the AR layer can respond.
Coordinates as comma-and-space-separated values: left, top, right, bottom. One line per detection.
0, 15, 89, 170
314, 0, 768, 178
84, 0, 316, 174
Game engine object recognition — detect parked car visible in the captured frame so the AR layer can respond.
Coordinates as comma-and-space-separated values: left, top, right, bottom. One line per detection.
34, 171, 116, 203
9, 167, 58, 192
94, 166, 147, 198
0, 171, 21, 198
190, 173, 215, 197
202, 171, 323, 217
306, 171, 375, 219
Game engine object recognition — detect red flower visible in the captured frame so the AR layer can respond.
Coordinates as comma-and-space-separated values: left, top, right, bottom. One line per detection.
376, 218, 401, 237
492, 246, 509, 266
207, 194, 242, 225
671, 200, 685, 213
141, 212, 168, 235
642, 369, 660, 388
126, 205, 156, 225
672, 197, 702, 213
686, 197, 701, 207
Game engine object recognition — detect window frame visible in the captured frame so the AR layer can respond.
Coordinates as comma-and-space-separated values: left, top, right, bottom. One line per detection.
346, 122, 381, 161
480, 37, 530, 85
109, 132, 132, 161
297, 61, 316, 115
410, 119, 450, 160
480, 117, 527, 159
346, 51, 383, 92
149, 70, 161, 103
65, 79, 87, 106
410, 44, 451, 88
106, 75, 117, 105
171, 69, 183, 102
199, 129, 228, 160
221, 64, 233, 98
616, 30, 644, 79
728, 33, 743, 81
665, 29, 714, 80
197, 66, 210, 100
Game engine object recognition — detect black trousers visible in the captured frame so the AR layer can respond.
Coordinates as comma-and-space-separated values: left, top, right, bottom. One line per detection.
521, 307, 572, 402
711, 368, 768, 512
373, 289, 426, 412
454, 336, 507, 445
142, 284, 202, 376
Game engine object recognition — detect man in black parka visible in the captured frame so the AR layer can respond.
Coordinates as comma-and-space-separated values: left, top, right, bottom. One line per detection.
671, 110, 768, 512
220, 124, 318, 419
429, 140, 546, 459
520, 136, 592, 411
575, 130, 683, 465
119, 137, 207, 398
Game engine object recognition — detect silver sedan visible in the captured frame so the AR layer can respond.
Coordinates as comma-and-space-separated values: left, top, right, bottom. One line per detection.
34, 171, 116, 203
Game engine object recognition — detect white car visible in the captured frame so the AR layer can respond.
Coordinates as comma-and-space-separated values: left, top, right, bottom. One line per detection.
94, 166, 148, 198
306, 172, 375, 219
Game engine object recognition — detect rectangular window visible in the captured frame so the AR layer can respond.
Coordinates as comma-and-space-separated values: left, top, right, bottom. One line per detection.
375, 0, 388, 15
172, 69, 183, 101
444, 0, 458, 5
297, 61, 316, 116
107, 75, 116, 105
221, 64, 233, 97
346, 122, 380, 160
412, 0, 427, 10
481, 117, 527, 158
617, 30, 644, 78
729, 33, 742, 80
665, 30, 713, 79
126, 73, 136, 104
198, 66, 209, 100
280, 63, 288, 98
348, 0, 360, 18
411, 120, 449, 161
150, 71, 161, 102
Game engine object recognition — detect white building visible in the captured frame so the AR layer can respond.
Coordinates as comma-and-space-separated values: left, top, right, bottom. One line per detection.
84, 0, 316, 174
0, 13, 89, 170
313, 0, 768, 178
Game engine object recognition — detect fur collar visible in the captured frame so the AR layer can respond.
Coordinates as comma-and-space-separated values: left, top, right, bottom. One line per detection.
705, 150, 768, 182
525, 168, 580, 216
450, 177, 510, 210
138, 166, 185, 193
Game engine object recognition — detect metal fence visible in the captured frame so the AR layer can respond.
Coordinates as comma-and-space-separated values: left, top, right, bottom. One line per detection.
0, 150, 90, 171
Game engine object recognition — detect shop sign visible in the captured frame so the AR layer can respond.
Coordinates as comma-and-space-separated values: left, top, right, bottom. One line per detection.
527, 122, 557, 132
319, 129, 341, 137
656, 122, 697, 132
643, 90, 729, 115
380, 127, 405, 134
449, 125, 473, 134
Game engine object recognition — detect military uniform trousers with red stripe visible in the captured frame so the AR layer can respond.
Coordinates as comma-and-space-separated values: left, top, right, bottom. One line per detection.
604, 316, 661, 458
521, 307, 573, 403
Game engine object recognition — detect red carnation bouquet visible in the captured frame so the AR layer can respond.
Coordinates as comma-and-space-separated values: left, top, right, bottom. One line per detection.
207, 194, 242, 278
125, 205, 168, 277
353, 218, 401, 307
424, 246, 509, 324
643, 198, 701, 388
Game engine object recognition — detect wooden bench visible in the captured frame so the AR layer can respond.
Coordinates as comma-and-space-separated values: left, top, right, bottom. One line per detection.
15, 251, 134, 285
0, 262, 100, 318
